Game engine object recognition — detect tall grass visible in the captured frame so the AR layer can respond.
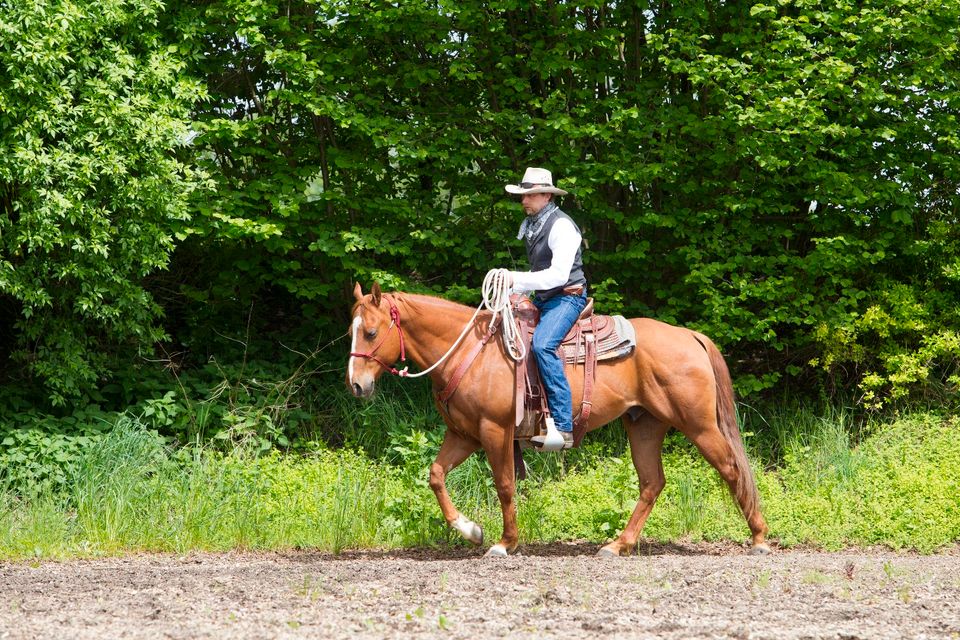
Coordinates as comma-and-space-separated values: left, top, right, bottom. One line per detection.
741, 400, 864, 483
1, 404, 958, 560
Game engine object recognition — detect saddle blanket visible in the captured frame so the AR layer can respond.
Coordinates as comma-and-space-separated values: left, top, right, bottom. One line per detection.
559, 314, 636, 363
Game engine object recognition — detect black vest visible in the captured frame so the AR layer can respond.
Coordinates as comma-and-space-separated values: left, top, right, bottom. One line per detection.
524, 208, 586, 301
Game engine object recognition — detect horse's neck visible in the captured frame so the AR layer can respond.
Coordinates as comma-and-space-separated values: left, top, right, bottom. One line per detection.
396, 294, 489, 372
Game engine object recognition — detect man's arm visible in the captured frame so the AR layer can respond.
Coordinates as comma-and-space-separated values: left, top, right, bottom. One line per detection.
510, 218, 581, 293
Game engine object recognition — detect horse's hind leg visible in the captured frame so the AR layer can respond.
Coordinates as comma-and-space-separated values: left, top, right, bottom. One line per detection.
599, 413, 670, 557
685, 425, 770, 554
429, 429, 483, 545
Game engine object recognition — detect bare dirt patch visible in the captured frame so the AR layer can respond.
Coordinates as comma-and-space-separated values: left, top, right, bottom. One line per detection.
2, 542, 959, 639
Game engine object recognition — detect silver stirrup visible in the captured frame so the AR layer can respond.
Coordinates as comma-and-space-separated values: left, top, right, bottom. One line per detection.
533, 417, 567, 452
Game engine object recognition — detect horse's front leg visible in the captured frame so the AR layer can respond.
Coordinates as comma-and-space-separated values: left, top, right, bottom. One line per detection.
429, 428, 483, 545
477, 418, 518, 557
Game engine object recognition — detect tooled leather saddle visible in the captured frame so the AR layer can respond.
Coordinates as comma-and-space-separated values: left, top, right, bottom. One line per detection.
511, 296, 636, 450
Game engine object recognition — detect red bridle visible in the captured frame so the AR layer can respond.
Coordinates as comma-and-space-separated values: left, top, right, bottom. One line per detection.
349, 296, 409, 377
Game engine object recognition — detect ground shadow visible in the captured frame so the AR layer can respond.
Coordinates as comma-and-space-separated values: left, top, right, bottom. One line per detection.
274, 539, 755, 563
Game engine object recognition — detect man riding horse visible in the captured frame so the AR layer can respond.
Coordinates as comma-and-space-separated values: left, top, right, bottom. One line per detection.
346, 167, 770, 556
504, 167, 587, 450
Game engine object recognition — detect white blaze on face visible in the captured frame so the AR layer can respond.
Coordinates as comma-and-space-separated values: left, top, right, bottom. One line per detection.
348, 315, 362, 386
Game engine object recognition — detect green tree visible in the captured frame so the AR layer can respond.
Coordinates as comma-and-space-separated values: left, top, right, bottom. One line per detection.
4, 0, 957, 407
0, 0, 205, 403
175, 0, 959, 404
645, 0, 960, 401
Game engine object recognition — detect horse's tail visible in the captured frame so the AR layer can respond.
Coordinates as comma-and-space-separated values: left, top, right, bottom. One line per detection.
695, 332, 760, 519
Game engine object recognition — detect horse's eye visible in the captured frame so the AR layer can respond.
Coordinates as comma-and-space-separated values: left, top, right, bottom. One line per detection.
366, 329, 378, 339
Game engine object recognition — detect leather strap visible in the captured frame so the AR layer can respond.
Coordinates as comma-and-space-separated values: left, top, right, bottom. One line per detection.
436, 317, 500, 408
513, 440, 527, 481
525, 326, 548, 417
514, 320, 526, 427
573, 316, 597, 447
514, 316, 538, 426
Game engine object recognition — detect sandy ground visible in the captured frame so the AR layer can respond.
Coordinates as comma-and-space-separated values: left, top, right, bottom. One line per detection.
2, 542, 959, 639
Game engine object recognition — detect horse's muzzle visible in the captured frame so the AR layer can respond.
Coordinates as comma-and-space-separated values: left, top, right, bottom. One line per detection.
351, 380, 374, 399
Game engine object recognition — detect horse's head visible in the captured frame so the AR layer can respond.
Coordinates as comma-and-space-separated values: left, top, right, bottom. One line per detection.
347, 282, 405, 398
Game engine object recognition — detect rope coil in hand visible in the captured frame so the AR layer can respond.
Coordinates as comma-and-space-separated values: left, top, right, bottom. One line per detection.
481, 268, 526, 362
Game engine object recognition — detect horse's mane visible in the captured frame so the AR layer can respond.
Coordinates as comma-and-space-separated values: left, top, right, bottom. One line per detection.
351, 290, 492, 323
394, 292, 493, 322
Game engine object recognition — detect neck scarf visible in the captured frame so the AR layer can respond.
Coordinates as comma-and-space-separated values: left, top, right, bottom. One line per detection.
516, 201, 557, 240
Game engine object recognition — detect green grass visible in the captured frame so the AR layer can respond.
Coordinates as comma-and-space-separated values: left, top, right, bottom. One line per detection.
1, 400, 959, 560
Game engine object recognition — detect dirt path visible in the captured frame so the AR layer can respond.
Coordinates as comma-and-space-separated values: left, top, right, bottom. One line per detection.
2, 542, 959, 639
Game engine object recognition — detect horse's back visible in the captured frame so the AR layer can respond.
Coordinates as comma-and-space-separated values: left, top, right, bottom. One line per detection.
626, 317, 718, 380
629, 317, 712, 352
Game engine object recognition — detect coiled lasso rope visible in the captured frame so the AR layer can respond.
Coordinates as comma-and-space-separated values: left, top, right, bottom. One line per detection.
396, 268, 525, 378
481, 268, 526, 362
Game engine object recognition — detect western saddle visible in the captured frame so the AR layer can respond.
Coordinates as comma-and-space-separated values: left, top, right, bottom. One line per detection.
512, 295, 621, 449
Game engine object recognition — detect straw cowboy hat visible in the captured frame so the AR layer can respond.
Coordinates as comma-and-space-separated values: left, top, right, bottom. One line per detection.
504, 167, 569, 196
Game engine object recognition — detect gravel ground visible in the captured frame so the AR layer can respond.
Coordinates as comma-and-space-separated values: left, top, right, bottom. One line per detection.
2, 542, 959, 639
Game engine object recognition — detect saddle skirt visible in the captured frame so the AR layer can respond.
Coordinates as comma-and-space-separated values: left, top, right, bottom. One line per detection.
512, 297, 636, 447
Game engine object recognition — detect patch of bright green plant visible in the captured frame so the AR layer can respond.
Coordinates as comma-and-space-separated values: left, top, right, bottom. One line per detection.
2, 405, 959, 560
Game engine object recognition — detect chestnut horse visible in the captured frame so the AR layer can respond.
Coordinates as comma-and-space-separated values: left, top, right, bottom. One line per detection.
348, 283, 770, 557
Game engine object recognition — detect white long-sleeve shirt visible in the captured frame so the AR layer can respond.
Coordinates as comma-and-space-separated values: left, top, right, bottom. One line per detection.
510, 217, 582, 294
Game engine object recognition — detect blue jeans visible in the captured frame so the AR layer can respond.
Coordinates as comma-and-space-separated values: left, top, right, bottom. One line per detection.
532, 290, 588, 433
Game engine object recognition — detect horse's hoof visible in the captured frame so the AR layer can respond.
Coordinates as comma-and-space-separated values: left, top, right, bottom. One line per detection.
597, 546, 620, 558
484, 544, 508, 558
749, 542, 772, 556
451, 515, 484, 546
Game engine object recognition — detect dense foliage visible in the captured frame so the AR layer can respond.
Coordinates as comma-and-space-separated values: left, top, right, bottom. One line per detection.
0, 0, 205, 403
1, 0, 958, 409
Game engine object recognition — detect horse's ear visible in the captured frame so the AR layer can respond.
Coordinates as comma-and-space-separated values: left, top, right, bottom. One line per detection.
371, 282, 382, 306
353, 282, 364, 301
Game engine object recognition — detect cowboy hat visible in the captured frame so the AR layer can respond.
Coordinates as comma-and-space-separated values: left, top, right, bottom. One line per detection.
504, 167, 569, 196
